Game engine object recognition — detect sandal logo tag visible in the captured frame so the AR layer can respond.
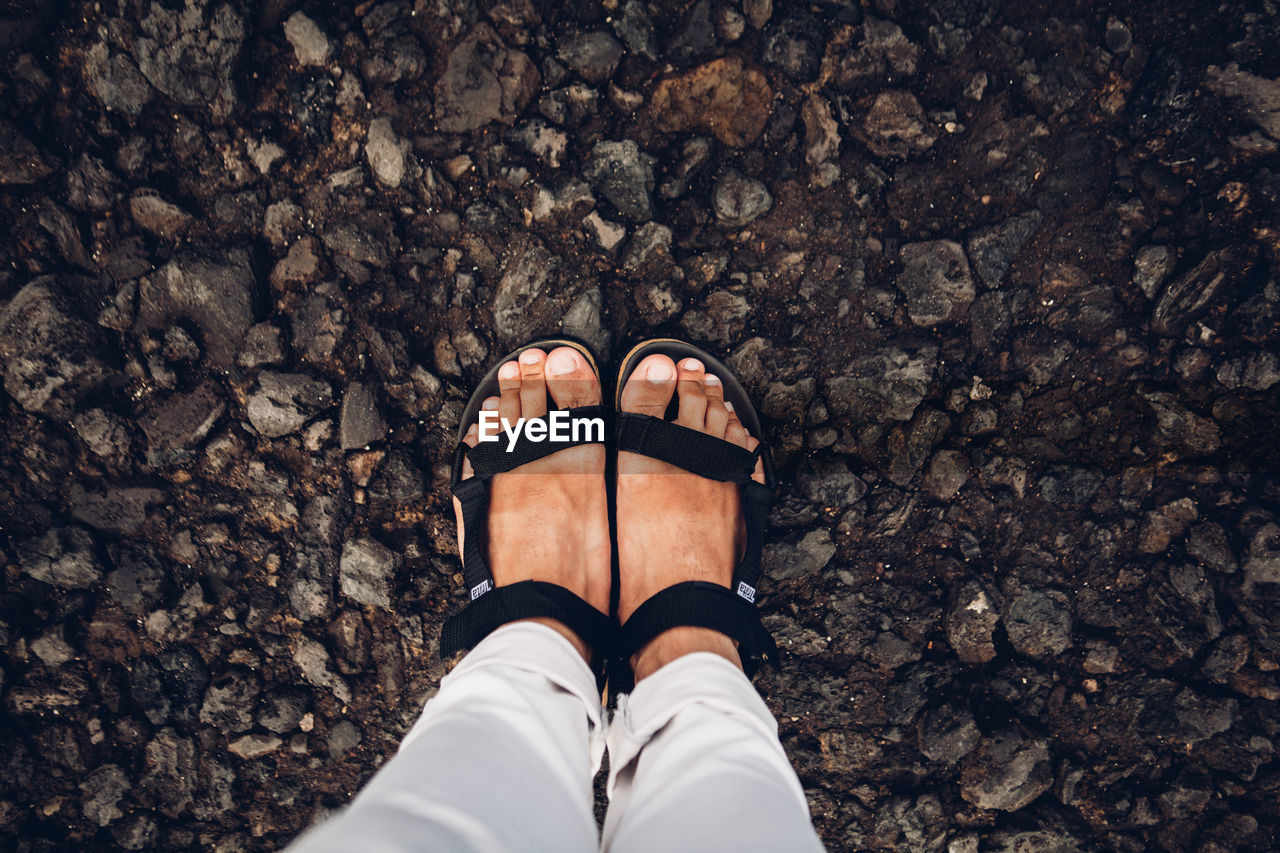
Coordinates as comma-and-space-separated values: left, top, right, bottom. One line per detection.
477, 411, 605, 451
470, 579, 492, 600
736, 581, 756, 603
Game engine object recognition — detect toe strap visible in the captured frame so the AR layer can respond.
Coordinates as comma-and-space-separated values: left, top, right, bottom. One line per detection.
617, 581, 781, 677
615, 411, 768, 485
441, 580, 614, 690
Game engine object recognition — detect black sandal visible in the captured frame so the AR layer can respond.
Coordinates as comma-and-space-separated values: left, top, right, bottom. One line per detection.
440, 338, 615, 689
612, 338, 781, 687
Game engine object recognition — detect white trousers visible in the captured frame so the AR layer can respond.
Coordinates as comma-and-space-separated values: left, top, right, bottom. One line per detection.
288, 622, 825, 852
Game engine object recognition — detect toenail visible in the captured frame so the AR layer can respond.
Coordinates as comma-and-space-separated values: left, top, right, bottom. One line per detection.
499, 362, 520, 380
681, 358, 703, 372
645, 360, 675, 381
724, 401, 735, 412
520, 349, 542, 365
705, 374, 721, 386
547, 350, 577, 375
482, 398, 499, 410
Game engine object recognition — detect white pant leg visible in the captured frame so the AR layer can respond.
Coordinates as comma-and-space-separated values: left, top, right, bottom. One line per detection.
288, 622, 604, 853
603, 653, 825, 853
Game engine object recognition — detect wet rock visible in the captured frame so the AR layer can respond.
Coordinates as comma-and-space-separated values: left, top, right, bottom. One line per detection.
19, 526, 100, 590
365, 117, 407, 188
801, 94, 840, 170
582, 139, 655, 222
561, 287, 610, 356
761, 9, 824, 81
798, 458, 866, 508
558, 31, 622, 83
137, 250, 255, 369
1137, 498, 1198, 554
228, 734, 282, 759
967, 212, 1042, 289
293, 636, 351, 703
1243, 523, 1280, 586
650, 57, 774, 147
764, 529, 836, 580
1205, 64, 1280, 140
199, 673, 259, 734
284, 12, 331, 67
712, 168, 772, 227
1141, 391, 1221, 457
238, 323, 285, 369
1188, 522, 1237, 573
861, 91, 936, 158
823, 340, 937, 423
327, 720, 362, 759
339, 383, 386, 450
134, 0, 244, 120
923, 450, 970, 500
492, 234, 557, 345
247, 373, 333, 438
0, 117, 53, 183
896, 241, 975, 326
919, 704, 981, 763
339, 538, 398, 609
1173, 688, 1237, 743
611, 1, 657, 60
1151, 247, 1242, 336
434, 24, 540, 132
1004, 592, 1072, 659
258, 688, 308, 734
0, 277, 112, 419
84, 42, 153, 115
139, 382, 225, 466
961, 731, 1053, 811
81, 764, 129, 827
666, 0, 717, 67
1132, 245, 1177, 299
1216, 351, 1280, 391
827, 17, 920, 88
31, 627, 74, 666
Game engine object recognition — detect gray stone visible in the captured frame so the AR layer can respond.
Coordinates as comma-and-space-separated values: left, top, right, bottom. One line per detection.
199, 674, 259, 734
861, 90, 936, 158
923, 450, 970, 500
247, 372, 333, 438
258, 688, 308, 734
493, 235, 557, 346
509, 120, 568, 168
84, 42, 153, 115
712, 168, 773, 227
237, 323, 286, 368
1173, 688, 1237, 743
797, 459, 866, 508
761, 9, 824, 81
293, 636, 351, 702
1151, 247, 1240, 336
284, 12, 331, 67
0, 277, 112, 419
961, 731, 1052, 811
1243, 523, 1280, 586
339, 538, 398, 608
1004, 592, 1072, 659
327, 720, 362, 759
558, 31, 623, 83
1133, 245, 1176, 299
0, 117, 54, 184
679, 289, 752, 346
70, 484, 164, 535
81, 764, 130, 827
919, 704, 981, 763
228, 734, 282, 759
1216, 351, 1280, 391
1141, 391, 1221, 457
19, 526, 101, 590
582, 139, 655, 222
621, 222, 673, 275
139, 382, 225, 466
434, 24, 540, 132
130, 192, 191, 237
1205, 63, 1280, 140
134, 0, 244, 120
339, 383, 387, 450
30, 627, 74, 666
829, 16, 920, 88
561, 287, 610, 357
946, 580, 999, 663
743, 0, 772, 29
765, 529, 836, 580
137, 250, 255, 369
896, 241, 976, 326
366, 117, 406, 188
611, 1, 658, 60
967, 212, 1042, 288
823, 340, 938, 423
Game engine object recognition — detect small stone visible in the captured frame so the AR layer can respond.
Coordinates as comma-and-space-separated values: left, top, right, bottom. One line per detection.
139, 382, 225, 466
1243, 523, 1280, 586
923, 450, 970, 500
339, 538, 398, 609
966, 212, 1042, 288
434, 24, 540, 132
339, 383, 387, 450
73, 409, 133, 461
1205, 64, 1280, 141
1083, 642, 1118, 674
712, 168, 773, 227
246, 138, 284, 174
228, 734, 282, 759
284, 12, 331, 67
824, 340, 938, 424
582, 139, 656, 222
258, 689, 308, 734
743, 0, 773, 29
761, 9, 824, 81
1141, 391, 1221, 457
129, 193, 191, 237
621, 222, 673, 276
247, 373, 333, 438
650, 57, 774, 148
0, 118, 54, 184
583, 211, 626, 251
557, 31, 623, 84
919, 704, 981, 763
961, 731, 1052, 811
366, 117, 407, 188
137, 250, 255, 369
327, 720, 362, 759
80, 765, 129, 827
19, 526, 100, 590
1136, 498, 1198, 554
611, 1, 658, 60
561, 287, 610, 356
1216, 351, 1280, 391
765, 529, 836, 580
30, 627, 74, 666
946, 580, 999, 663
84, 43, 153, 115
1173, 688, 1237, 743
1004, 591, 1072, 659
1133, 245, 1176, 299
199, 674, 259, 734
293, 636, 351, 702
801, 94, 840, 168
1151, 247, 1241, 336
237, 323, 286, 368
896, 241, 976, 326
1105, 17, 1133, 54
861, 90, 936, 158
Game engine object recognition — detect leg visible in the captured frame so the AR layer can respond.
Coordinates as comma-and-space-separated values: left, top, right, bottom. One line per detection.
289, 622, 602, 853
603, 652, 823, 853
606, 354, 824, 852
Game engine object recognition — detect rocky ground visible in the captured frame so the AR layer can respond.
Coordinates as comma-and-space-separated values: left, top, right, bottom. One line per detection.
1, 0, 1278, 850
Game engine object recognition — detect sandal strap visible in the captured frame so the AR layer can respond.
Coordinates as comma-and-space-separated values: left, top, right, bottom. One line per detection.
441, 580, 613, 689
615, 411, 761, 484
452, 404, 606, 487
617, 581, 780, 676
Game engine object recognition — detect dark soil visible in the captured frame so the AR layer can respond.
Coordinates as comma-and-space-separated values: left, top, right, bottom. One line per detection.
2, 0, 1279, 850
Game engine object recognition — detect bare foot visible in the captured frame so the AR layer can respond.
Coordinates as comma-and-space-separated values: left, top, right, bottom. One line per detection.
616, 354, 768, 682
451, 346, 611, 661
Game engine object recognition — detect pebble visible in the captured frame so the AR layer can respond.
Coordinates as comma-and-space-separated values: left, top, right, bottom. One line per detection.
339, 538, 398, 609
960, 731, 1052, 811
284, 12, 331, 67
946, 580, 999, 663
582, 139, 655, 222
650, 57, 774, 147
712, 168, 773, 227
365, 117, 406, 188
1003, 592, 1072, 660
246, 373, 333, 438
339, 383, 387, 450
896, 240, 976, 326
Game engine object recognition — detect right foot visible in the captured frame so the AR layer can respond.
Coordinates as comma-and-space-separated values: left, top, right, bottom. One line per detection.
616, 354, 767, 682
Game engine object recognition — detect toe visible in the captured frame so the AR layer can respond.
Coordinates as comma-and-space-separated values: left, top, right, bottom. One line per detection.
620, 354, 677, 416
744, 435, 767, 485
498, 360, 522, 427
704, 375, 728, 437
518, 348, 548, 418
545, 346, 601, 409
675, 358, 707, 428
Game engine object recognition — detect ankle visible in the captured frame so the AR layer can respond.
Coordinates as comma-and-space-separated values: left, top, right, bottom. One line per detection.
522, 617, 592, 662
630, 626, 742, 682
